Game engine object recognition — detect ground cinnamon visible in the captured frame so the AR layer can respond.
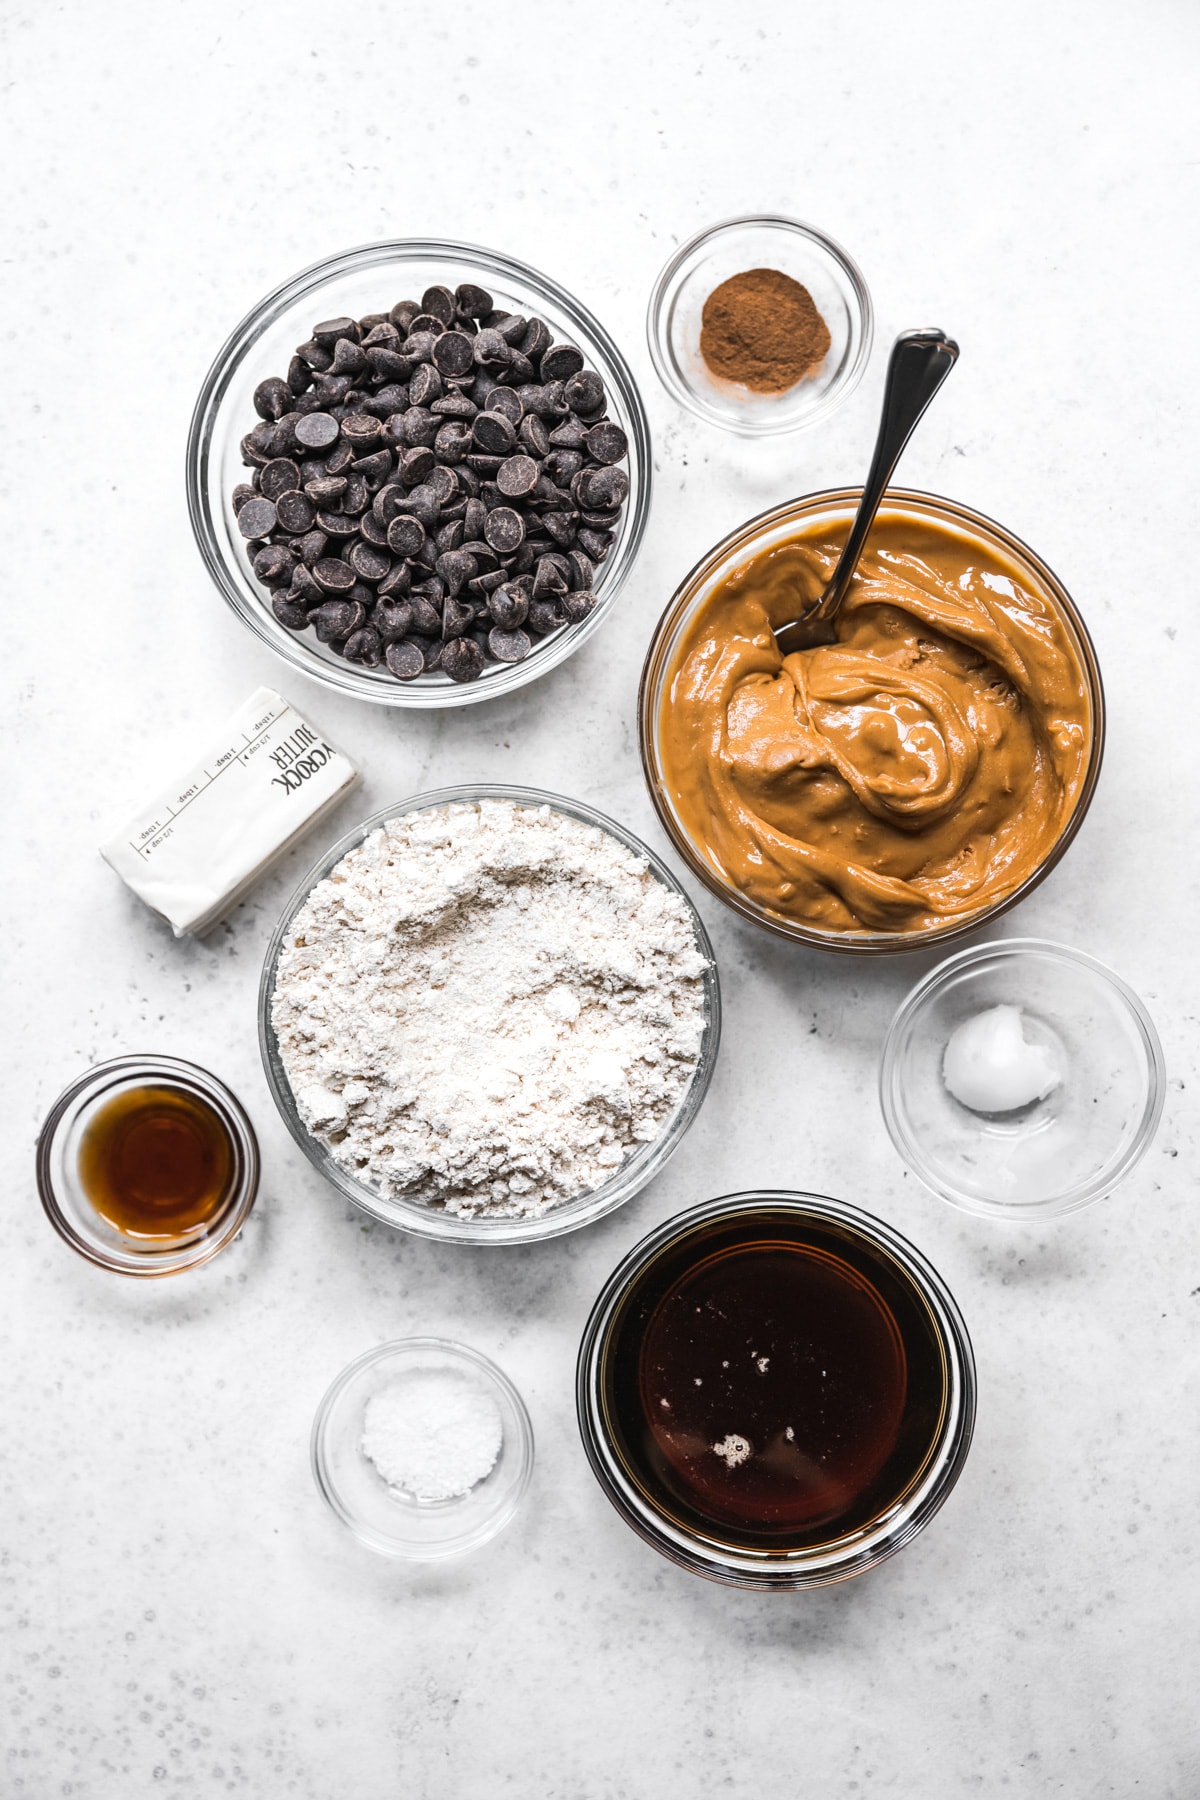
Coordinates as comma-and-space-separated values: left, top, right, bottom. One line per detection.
699, 267, 831, 394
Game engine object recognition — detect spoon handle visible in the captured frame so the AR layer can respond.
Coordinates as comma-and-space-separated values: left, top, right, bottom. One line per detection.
808, 329, 959, 629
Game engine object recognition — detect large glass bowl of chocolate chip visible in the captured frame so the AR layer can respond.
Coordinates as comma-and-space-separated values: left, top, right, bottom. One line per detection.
188, 242, 651, 706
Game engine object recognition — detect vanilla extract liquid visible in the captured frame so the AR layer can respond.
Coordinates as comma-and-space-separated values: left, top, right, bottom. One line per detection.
78, 1084, 235, 1242
602, 1208, 949, 1549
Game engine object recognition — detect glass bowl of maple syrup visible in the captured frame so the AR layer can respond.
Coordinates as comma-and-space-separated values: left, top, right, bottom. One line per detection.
577, 1190, 976, 1589
36, 1055, 260, 1276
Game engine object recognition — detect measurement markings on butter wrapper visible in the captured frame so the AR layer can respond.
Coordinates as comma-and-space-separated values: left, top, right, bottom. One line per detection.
128, 703, 288, 858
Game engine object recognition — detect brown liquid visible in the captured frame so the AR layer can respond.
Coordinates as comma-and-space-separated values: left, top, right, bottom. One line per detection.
78, 1085, 234, 1241
602, 1209, 948, 1549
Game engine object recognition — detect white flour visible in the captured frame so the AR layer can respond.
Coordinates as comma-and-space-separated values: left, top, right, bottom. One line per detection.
272, 799, 708, 1218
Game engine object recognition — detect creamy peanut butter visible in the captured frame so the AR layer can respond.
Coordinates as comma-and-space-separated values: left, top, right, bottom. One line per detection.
658, 510, 1093, 935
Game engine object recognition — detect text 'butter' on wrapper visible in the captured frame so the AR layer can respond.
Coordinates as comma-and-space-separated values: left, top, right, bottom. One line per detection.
100, 687, 359, 937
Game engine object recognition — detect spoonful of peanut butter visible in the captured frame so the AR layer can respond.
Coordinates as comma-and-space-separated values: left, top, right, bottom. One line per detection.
776, 330, 959, 653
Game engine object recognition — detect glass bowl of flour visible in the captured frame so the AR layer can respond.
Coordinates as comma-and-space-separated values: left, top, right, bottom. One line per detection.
259, 784, 721, 1243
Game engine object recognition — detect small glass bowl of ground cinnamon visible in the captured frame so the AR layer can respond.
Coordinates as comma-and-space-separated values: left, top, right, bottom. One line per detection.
647, 216, 872, 435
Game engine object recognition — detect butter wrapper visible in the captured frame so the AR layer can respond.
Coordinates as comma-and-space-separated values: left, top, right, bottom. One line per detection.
100, 687, 359, 937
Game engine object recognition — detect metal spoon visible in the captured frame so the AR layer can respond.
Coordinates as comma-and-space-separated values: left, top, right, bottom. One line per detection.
774, 329, 959, 654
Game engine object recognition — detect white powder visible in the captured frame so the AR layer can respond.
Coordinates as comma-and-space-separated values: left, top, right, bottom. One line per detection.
712, 1434, 752, 1469
362, 1370, 502, 1501
272, 799, 709, 1218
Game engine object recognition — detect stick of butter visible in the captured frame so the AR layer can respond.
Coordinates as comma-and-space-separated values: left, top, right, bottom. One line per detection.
100, 687, 359, 937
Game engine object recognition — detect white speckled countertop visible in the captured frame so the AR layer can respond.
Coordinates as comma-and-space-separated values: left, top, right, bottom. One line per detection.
4, 1, 1199, 1793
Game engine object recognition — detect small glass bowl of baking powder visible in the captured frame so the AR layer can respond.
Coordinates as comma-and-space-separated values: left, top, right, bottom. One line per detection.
647, 216, 872, 435
259, 782, 721, 1245
311, 1338, 534, 1559
880, 940, 1165, 1220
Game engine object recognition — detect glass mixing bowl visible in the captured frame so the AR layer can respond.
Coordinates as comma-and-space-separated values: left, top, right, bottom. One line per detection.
880, 939, 1165, 1219
639, 487, 1105, 954
259, 783, 721, 1244
577, 1191, 975, 1589
188, 239, 651, 707
647, 215, 872, 435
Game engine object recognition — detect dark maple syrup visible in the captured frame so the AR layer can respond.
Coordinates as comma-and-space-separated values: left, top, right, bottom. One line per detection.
601, 1207, 948, 1549
77, 1084, 235, 1242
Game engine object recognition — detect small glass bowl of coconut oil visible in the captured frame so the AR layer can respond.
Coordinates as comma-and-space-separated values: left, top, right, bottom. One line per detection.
879, 939, 1165, 1220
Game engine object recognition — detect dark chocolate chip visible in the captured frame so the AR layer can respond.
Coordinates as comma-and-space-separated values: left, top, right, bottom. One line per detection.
519, 318, 552, 362
540, 343, 585, 382
562, 589, 597, 623
487, 626, 532, 663
436, 549, 477, 597
440, 636, 485, 682
254, 542, 293, 583
387, 515, 426, 558
432, 330, 475, 378
347, 540, 391, 583
454, 283, 494, 319
409, 364, 443, 409
548, 416, 588, 450
313, 557, 357, 594
496, 454, 540, 499
259, 458, 302, 502
518, 413, 550, 458
473, 328, 510, 368
341, 413, 382, 453
584, 420, 629, 465
578, 527, 614, 561
296, 339, 333, 371
565, 371, 606, 416
487, 584, 529, 629
408, 596, 443, 637
484, 386, 523, 425
378, 562, 412, 599
385, 639, 425, 680
434, 420, 472, 463
312, 317, 360, 348
254, 377, 293, 422
527, 600, 564, 636
431, 391, 478, 420
316, 509, 360, 537
390, 300, 420, 331
236, 496, 277, 539
421, 285, 456, 326
398, 445, 435, 486
374, 599, 413, 642
272, 595, 311, 630
314, 599, 364, 642
484, 507, 525, 554
472, 410, 517, 455
331, 337, 368, 377
343, 625, 383, 666
294, 413, 340, 450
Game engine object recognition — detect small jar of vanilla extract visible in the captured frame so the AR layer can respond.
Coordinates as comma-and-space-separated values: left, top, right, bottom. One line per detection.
37, 1056, 259, 1276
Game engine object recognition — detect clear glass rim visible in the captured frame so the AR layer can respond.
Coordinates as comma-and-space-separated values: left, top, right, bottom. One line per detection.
646, 213, 874, 435
638, 486, 1107, 955
186, 236, 653, 709
258, 782, 722, 1244
35, 1054, 260, 1277
576, 1189, 976, 1589
310, 1336, 535, 1560
879, 936, 1167, 1220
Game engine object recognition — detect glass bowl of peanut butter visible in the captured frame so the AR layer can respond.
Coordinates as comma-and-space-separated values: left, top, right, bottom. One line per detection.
639, 489, 1104, 953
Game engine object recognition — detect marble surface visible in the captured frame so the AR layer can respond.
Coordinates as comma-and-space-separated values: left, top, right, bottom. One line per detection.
4, 1, 1199, 1793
